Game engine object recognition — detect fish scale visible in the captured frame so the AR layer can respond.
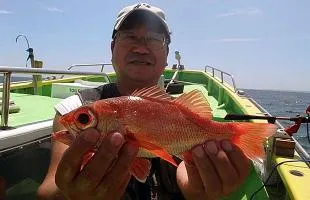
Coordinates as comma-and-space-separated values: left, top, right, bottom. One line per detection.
119, 97, 235, 156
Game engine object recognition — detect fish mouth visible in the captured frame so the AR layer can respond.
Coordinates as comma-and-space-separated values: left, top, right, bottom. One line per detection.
52, 130, 72, 146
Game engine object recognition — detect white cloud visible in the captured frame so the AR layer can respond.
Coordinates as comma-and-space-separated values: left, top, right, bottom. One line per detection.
211, 38, 261, 43
0, 10, 13, 14
46, 7, 64, 13
217, 7, 262, 18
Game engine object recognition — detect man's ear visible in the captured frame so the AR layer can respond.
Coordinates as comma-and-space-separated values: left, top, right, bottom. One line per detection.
111, 40, 115, 52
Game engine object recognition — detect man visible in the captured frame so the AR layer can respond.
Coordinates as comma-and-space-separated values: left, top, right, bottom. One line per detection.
37, 3, 249, 200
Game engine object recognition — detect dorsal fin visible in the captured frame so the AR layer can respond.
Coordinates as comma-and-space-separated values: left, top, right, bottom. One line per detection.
173, 90, 212, 119
131, 85, 172, 101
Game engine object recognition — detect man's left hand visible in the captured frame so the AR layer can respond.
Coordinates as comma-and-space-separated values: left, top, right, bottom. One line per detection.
176, 140, 250, 200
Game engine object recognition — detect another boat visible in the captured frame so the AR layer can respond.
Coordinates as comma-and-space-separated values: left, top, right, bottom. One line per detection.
0, 61, 309, 200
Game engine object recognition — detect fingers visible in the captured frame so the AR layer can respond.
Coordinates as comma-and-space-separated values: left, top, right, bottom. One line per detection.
192, 145, 222, 199
55, 130, 136, 199
93, 142, 138, 199
55, 128, 100, 192
192, 140, 249, 198
74, 132, 125, 190
203, 141, 239, 195
176, 161, 206, 199
98, 142, 138, 187
95, 172, 132, 200
221, 140, 250, 184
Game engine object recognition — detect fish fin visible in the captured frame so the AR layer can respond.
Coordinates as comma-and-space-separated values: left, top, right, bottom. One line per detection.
130, 158, 152, 183
126, 136, 177, 167
173, 90, 212, 120
131, 85, 172, 101
231, 122, 277, 159
52, 130, 75, 146
139, 140, 177, 167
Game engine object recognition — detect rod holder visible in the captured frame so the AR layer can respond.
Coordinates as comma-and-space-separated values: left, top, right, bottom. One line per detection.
1, 72, 11, 129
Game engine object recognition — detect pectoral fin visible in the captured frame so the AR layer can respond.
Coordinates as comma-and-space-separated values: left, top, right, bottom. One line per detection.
138, 139, 177, 167
126, 135, 177, 167
130, 158, 152, 183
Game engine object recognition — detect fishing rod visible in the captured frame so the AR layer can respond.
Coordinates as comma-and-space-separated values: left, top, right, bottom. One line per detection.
16, 34, 34, 67
224, 113, 310, 124
225, 105, 310, 123
225, 105, 310, 143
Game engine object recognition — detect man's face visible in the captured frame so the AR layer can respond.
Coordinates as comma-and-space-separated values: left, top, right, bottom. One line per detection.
111, 24, 168, 85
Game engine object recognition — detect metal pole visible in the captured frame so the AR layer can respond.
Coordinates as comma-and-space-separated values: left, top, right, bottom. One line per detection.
1, 72, 11, 128
231, 75, 237, 93
33, 60, 43, 95
221, 72, 224, 83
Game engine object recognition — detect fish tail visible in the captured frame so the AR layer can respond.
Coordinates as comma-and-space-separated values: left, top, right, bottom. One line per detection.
231, 122, 277, 159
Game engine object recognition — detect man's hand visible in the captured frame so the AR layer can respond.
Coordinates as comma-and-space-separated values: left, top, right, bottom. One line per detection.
176, 140, 250, 200
55, 128, 138, 200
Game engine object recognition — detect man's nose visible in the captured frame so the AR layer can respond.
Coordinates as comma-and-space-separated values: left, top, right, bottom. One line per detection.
132, 39, 150, 54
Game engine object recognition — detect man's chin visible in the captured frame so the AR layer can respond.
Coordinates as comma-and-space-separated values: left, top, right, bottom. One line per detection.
128, 75, 152, 83
125, 72, 157, 84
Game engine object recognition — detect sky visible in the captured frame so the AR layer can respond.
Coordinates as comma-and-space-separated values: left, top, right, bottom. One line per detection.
1, 0, 310, 91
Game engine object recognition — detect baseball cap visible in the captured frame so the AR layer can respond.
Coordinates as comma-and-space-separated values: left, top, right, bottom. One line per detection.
112, 3, 170, 43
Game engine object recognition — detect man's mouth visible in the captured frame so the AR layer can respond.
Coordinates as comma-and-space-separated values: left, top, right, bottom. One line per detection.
130, 60, 152, 65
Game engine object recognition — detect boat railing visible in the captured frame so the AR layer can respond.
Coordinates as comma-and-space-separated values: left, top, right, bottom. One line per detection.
204, 65, 237, 93
67, 63, 113, 72
60, 63, 113, 79
0, 66, 110, 129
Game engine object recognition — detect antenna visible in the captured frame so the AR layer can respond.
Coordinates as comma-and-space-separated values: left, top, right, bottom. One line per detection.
16, 34, 34, 67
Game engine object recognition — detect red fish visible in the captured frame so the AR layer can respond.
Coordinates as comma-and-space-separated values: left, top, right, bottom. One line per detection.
53, 86, 277, 182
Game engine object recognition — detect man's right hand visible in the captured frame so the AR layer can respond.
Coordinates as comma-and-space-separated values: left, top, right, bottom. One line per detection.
55, 128, 138, 200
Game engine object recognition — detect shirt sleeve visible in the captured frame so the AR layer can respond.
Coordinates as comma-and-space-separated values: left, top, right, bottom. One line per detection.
54, 95, 82, 115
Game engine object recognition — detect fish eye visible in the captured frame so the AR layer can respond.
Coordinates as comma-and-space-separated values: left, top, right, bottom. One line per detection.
74, 107, 97, 130
77, 113, 90, 125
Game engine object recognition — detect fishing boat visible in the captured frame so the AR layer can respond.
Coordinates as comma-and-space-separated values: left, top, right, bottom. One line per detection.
1, 54, 310, 200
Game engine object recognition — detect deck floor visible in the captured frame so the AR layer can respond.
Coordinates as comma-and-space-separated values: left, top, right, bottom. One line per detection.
4, 85, 228, 128
175, 84, 228, 120
4, 93, 62, 127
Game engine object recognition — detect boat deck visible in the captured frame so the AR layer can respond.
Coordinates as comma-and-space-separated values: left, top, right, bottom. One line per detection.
274, 154, 310, 200
4, 84, 229, 128
173, 84, 229, 119
4, 92, 61, 127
